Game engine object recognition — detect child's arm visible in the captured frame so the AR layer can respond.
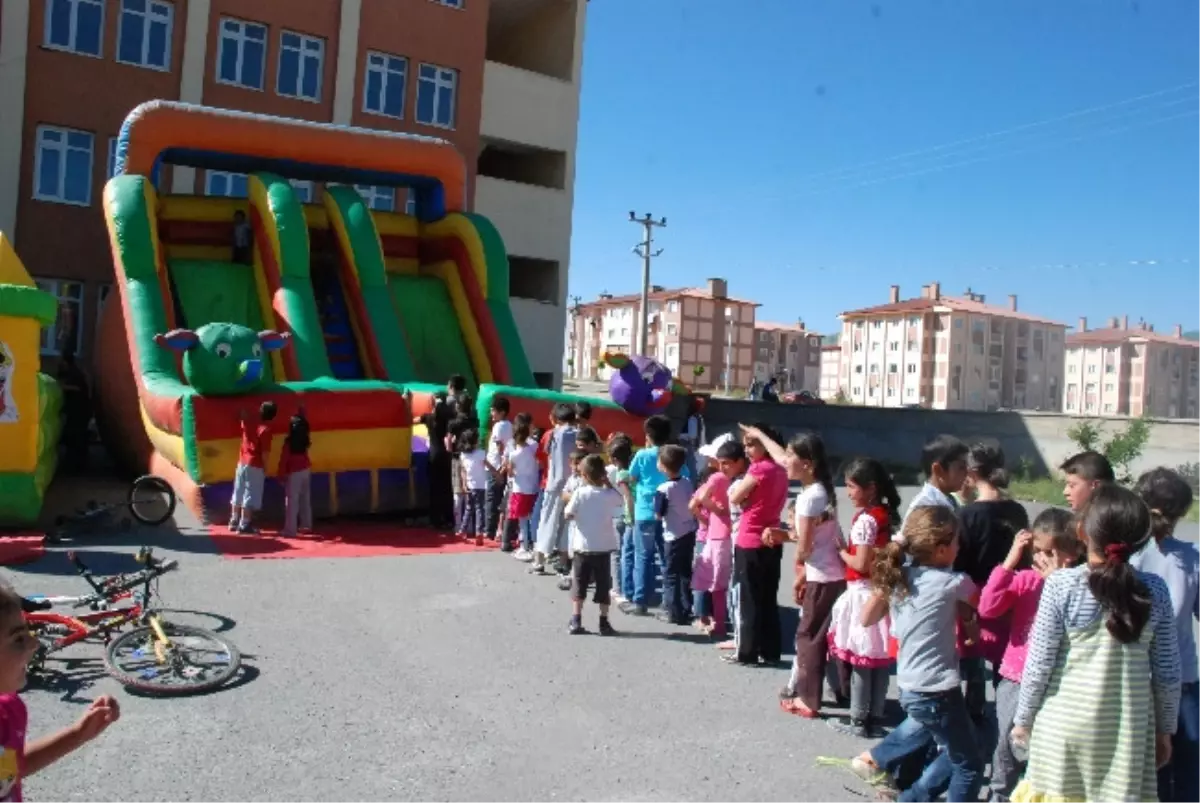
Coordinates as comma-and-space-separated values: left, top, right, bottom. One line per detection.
839, 545, 874, 575
728, 474, 758, 507
653, 488, 668, 521
25, 696, 120, 777
1012, 574, 1068, 733
1147, 578, 1183, 753
860, 590, 890, 628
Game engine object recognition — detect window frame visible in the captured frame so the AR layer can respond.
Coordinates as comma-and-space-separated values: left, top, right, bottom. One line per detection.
352, 184, 395, 212
43, 0, 105, 58
362, 51, 409, 119
276, 29, 325, 102
289, 179, 315, 204
107, 136, 119, 179
35, 278, 86, 357
215, 16, 268, 91
33, 125, 95, 207
415, 63, 458, 129
205, 170, 249, 198
115, 0, 174, 71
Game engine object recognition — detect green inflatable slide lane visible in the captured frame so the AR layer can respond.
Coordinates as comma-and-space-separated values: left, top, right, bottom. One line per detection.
388, 275, 477, 389
461, 212, 535, 388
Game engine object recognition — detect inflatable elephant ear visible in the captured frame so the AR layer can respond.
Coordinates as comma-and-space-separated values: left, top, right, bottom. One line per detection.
153, 329, 200, 352
602, 351, 631, 369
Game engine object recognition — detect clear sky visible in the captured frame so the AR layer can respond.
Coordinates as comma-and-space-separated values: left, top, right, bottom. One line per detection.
568, 0, 1200, 335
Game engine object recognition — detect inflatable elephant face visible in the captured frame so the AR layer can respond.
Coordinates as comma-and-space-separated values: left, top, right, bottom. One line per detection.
604, 351, 688, 416
154, 323, 289, 396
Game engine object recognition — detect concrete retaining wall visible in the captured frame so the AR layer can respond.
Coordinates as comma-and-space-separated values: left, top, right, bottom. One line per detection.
697, 400, 1199, 478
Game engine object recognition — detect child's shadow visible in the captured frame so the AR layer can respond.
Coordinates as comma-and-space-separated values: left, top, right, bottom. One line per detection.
617, 631, 715, 645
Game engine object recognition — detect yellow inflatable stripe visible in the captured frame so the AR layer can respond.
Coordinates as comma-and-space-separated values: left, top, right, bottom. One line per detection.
159, 196, 247, 222
372, 212, 419, 238
421, 216, 488, 297
0, 316, 41, 472
423, 260, 492, 384
384, 258, 418, 275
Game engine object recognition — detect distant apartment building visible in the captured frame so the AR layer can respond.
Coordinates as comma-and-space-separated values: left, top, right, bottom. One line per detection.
752, 320, 822, 393
819, 341, 843, 400
565, 278, 758, 390
1064, 317, 1199, 419
838, 283, 1068, 411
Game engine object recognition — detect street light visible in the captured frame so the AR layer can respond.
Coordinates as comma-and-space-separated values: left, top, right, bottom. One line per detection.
724, 306, 734, 394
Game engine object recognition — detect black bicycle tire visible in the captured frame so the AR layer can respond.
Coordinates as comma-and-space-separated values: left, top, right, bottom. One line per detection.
103, 623, 242, 695
128, 475, 176, 526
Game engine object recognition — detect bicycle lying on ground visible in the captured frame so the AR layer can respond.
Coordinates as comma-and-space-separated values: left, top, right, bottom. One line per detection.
23, 547, 241, 695
49, 475, 177, 542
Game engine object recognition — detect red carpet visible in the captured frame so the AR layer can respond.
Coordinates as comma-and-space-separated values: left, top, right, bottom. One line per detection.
208, 521, 503, 560
0, 533, 46, 565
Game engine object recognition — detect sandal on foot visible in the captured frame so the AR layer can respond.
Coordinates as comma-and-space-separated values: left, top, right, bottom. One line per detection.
779, 698, 820, 719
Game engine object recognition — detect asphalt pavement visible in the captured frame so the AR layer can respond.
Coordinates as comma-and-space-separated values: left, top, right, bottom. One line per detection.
5, 486, 1194, 801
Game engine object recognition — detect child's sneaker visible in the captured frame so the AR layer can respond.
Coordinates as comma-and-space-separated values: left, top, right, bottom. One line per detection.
513, 547, 532, 561
474, 535, 484, 547
238, 523, 259, 535
228, 518, 238, 532
598, 617, 617, 636
619, 601, 649, 616
527, 563, 547, 575
556, 576, 572, 591
567, 616, 587, 635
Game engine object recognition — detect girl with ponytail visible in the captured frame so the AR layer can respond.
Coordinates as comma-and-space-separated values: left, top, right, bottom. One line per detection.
1010, 483, 1182, 803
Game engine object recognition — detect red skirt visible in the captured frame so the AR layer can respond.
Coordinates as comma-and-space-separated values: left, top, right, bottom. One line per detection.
507, 492, 537, 519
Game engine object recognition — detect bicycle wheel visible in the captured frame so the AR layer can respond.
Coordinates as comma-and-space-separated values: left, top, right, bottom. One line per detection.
104, 622, 241, 695
128, 475, 176, 526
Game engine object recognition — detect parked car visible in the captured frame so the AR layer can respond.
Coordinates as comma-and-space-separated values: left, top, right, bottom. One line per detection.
782, 390, 825, 406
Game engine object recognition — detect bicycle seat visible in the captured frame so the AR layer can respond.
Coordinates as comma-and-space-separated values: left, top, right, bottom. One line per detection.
21, 597, 53, 613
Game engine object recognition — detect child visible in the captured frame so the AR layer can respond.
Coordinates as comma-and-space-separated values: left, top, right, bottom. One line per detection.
852, 505, 984, 803
825, 457, 902, 738
1132, 468, 1198, 803
574, 401, 592, 426
690, 436, 734, 637
457, 429, 492, 546
485, 397, 513, 544
1010, 484, 1180, 803
606, 436, 635, 603
231, 209, 252, 264
447, 414, 471, 536
976, 507, 1080, 802
654, 445, 697, 626
575, 426, 602, 455
503, 413, 539, 556
555, 450, 589, 589
903, 434, 969, 525
776, 432, 844, 718
1060, 450, 1115, 512
0, 584, 121, 800
688, 458, 716, 630
714, 438, 749, 653
532, 404, 578, 574
231, 402, 277, 534
621, 415, 688, 617
563, 454, 623, 635
278, 407, 313, 538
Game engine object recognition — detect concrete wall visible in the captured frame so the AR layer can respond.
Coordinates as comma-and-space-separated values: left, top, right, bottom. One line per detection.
698, 399, 1199, 478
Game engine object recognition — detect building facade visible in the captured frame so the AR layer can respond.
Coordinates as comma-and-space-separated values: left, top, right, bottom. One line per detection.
818, 341, 843, 400
752, 320, 822, 393
565, 278, 759, 391
1064, 317, 1199, 419
0, 0, 583, 386
838, 283, 1068, 411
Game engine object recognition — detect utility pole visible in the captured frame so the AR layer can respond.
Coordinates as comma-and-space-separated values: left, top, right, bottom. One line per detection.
629, 211, 666, 356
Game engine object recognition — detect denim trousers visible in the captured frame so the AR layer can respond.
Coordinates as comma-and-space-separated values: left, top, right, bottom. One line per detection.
871, 687, 982, 802
631, 519, 664, 607
662, 532, 696, 622
1159, 681, 1200, 803
618, 521, 636, 599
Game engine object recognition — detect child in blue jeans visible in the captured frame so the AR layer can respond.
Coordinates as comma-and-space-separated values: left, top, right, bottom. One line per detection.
606, 435, 635, 602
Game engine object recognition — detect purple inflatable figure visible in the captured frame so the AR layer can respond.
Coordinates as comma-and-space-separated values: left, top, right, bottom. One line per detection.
603, 351, 691, 416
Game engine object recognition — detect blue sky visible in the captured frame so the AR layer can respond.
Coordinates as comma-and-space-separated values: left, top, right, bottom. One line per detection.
568, 0, 1200, 335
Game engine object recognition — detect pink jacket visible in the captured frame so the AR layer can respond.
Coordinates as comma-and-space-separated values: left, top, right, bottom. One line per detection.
977, 565, 1045, 683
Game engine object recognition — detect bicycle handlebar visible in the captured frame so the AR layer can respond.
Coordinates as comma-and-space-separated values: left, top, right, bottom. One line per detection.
65, 549, 179, 609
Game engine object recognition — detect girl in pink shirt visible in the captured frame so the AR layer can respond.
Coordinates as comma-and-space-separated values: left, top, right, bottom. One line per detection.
977, 507, 1081, 800
690, 439, 734, 637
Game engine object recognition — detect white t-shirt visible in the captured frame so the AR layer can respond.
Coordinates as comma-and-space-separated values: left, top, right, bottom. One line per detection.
506, 440, 539, 494
795, 483, 844, 582
460, 449, 489, 491
486, 419, 513, 469
565, 485, 623, 553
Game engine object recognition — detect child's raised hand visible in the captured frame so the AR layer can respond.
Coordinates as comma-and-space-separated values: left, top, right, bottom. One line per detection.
1004, 530, 1033, 571
74, 695, 121, 742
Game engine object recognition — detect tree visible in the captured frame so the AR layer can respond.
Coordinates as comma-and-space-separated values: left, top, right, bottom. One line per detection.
1067, 416, 1153, 484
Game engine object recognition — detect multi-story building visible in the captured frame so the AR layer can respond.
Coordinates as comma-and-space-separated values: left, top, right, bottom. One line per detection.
818, 340, 843, 400
1064, 317, 1199, 419
0, 0, 584, 386
565, 278, 759, 391
838, 283, 1068, 411
752, 320, 822, 393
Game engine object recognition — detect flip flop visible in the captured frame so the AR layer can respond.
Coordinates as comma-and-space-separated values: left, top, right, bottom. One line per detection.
715, 639, 736, 651
780, 698, 820, 719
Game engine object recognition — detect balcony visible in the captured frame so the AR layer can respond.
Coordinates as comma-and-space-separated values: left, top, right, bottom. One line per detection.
473, 176, 570, 261
481, 61, 578, 154
512, 296, 567, 379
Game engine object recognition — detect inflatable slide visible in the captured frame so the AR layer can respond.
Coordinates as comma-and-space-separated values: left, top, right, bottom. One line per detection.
0, 234, 62, 526
95, 102, 650, 524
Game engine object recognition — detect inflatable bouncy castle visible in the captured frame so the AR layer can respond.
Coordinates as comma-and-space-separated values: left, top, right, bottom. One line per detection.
95, 102, 660, 524
0, 234, 62, 526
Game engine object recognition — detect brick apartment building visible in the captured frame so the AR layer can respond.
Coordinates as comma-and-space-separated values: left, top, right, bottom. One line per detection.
0, 0, 585, 386
565, 278, 759, 391
837, 282, 1068, 411
1064, 316, 1199, 419
752, 320, 822, 394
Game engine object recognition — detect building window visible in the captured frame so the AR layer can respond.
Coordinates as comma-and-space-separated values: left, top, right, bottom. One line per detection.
277, 30, 324, 101
416, 63, 457, 128
44, 0, 104, 56
353, 184, 395, 211
363, 51, 407, 118
35, 279, 85, 356
107, 137, 119, 179
1087, 364, 1096, 374
871, 320, 881, 329
205, 170, 248, 198
667, 301, 679, 313
404, 191, 417, 216
117, 0, 173, 70
906, 364, 917, 374
666, 344, 678, 358
34, 126, 93, 206
432, 0, 463, 7
217, 17, 267, 90
666, 323, 678, 336
289, 180, 314, 203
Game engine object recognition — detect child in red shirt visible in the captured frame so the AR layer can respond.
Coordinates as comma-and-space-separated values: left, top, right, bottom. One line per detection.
277, 407, 312, 538
232, 402, 277, 534
0, 586, 120, 802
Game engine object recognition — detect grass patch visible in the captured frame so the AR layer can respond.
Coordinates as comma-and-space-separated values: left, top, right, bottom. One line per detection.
1009, 477, 1200, 522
